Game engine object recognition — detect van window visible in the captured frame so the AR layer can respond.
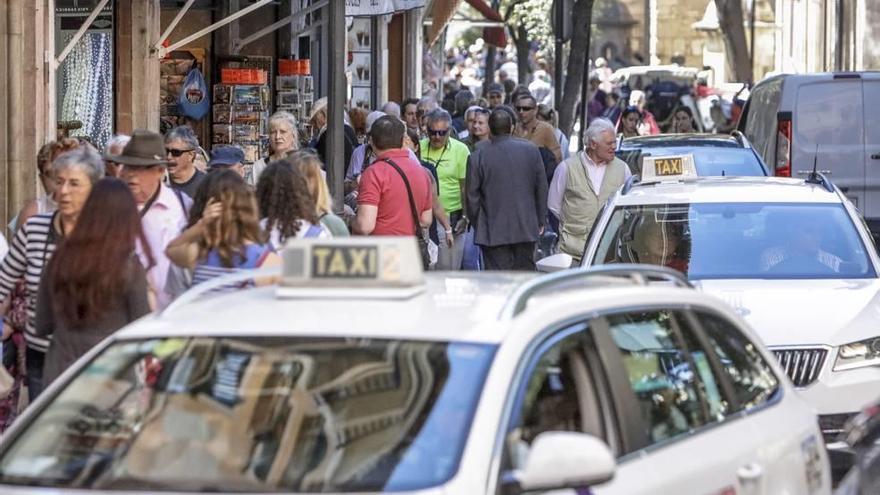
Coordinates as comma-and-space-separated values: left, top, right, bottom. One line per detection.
795, 81, 864, 146
743, 78, 782, 159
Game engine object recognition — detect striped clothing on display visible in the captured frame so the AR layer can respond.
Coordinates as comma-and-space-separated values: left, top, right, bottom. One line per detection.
0, 213, 59, 352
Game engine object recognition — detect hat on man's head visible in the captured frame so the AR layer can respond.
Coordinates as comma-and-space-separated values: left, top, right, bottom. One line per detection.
209, 145, 245, 168
105, 129, 172, 166
487, 83, 505, 96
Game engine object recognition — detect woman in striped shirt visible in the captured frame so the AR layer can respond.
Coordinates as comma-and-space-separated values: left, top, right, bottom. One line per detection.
165, 169, 280, 290
0, 147, 104, 400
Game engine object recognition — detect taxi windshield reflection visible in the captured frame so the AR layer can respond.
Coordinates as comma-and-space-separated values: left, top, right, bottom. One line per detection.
592, 203, 875, 279
0, 337, 495, 492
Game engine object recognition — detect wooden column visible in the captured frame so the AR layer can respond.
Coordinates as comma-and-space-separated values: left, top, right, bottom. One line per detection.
6, 0, 25, 230
0, 3, 10, 229
117, 0, 161, 132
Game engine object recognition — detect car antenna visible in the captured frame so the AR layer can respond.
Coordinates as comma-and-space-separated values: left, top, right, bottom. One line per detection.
808, 144, 819, 182
805, 144, 834, 192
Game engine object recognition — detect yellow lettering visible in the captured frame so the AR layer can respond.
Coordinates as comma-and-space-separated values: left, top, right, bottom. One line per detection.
313, 248, 331, 276
328, 249, 348, 275
369, 248, 377, 275
349, 248, 369, 275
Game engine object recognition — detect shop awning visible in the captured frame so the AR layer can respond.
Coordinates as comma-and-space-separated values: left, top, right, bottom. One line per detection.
427, 0, 465, 46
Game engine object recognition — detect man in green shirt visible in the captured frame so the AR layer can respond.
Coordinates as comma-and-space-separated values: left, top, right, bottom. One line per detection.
420, 109, 470, 270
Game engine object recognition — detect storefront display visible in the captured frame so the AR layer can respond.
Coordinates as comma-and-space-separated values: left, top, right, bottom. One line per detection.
276, 60, 314, 141
59, 32, 114, 148
347, 18, 373, 109
212, 72, 271, 168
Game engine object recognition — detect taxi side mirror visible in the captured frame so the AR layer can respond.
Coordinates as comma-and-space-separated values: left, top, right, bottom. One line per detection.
518, 432, 616, 491
536, 253, 574, 273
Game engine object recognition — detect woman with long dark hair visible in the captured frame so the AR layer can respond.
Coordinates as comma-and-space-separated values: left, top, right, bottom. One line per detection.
256, 161, 328, 248
35, 178, 152, 385
166, 169, 281, 287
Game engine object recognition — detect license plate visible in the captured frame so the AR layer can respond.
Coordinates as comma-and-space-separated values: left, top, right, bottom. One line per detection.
653, 157, 684, 176
311, 245, 379, 279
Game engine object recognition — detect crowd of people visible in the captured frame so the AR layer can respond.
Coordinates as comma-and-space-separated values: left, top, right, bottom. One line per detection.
0, 72, 643, 433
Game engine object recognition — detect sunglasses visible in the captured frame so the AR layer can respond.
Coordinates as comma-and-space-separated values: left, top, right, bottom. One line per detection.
515, 106, 535, 113
166, 148, 194, 157
428, 129, 449, 137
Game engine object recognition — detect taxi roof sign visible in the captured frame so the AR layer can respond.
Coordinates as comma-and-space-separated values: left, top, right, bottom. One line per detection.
641, 153, 698, 182
277, 237, 425, 299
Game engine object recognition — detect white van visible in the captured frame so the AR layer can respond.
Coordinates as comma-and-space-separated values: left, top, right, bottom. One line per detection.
738, 72, 880, 232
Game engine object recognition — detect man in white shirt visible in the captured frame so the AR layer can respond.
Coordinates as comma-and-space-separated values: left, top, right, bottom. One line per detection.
109, 130, 191, 309
548, 118, 631, 261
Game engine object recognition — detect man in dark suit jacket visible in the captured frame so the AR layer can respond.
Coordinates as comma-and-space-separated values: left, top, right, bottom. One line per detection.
466, 107, 549, 270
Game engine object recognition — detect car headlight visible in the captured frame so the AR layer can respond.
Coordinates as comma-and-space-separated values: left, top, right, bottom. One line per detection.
834, 337, 880, 371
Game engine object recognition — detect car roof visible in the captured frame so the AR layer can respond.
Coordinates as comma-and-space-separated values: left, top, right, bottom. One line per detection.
113, 271, 708, 346
617, 176, 842, 205
620, 133, 743, 149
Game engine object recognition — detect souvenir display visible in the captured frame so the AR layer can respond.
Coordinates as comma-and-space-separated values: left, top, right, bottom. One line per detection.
274, 62, 313, 140
213, 84, 233, 104
212, 74, 270, 166
213, 105, 232, 124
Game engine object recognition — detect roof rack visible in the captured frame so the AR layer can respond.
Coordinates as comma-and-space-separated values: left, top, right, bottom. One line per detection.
620, 174, 641, 195
161, 266, 282, 316
499, 264, 693, 320
730, 130, 751, 149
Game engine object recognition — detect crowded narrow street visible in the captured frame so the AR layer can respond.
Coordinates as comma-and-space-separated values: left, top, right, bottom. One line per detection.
0, 0, 877, 493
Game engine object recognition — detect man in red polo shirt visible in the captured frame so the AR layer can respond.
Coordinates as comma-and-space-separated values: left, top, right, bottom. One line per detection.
354, 116, 433, 236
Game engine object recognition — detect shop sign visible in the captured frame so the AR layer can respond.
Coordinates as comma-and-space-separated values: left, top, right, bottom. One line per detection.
345, 0, 425, 17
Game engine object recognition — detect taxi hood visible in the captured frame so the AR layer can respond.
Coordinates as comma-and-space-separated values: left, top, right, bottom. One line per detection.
693, 279, 880, 347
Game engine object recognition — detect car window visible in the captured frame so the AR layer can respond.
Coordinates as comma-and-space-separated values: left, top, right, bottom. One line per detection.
0, 337, 496, 492
504, 326, 608, 471
743, 78, 783, 159
605, 310, 715, 446
695, 311, 779, 410
591, 202, 875, 279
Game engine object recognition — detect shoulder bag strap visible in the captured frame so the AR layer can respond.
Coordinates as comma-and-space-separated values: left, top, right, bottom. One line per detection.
382, 158, 423, 238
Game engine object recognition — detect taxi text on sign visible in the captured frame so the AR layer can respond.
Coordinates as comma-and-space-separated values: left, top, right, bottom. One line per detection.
654, 157, 684, 176
345, 0, 425, 16
310, 244, 403, 282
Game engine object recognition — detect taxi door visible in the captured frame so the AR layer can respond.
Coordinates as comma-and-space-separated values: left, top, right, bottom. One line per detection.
590, 308, 765, 495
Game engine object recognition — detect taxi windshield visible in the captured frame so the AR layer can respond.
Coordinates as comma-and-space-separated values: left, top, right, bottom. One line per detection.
0, 337, 495, 492
591, 202, 876, 279
617, 147, 767, 176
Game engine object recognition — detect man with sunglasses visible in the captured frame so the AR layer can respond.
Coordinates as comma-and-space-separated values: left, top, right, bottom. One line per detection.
164, 126, 205, 199
420, 109, 470, 270
513, 94, 562, 163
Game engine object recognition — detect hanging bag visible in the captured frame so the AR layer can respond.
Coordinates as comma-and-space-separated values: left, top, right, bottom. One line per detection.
178, 68, 210, 120
382, 158, 433, 269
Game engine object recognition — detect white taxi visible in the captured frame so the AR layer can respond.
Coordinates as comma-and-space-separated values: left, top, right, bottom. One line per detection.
544, 155, 880, 457
0, 238, 829, 494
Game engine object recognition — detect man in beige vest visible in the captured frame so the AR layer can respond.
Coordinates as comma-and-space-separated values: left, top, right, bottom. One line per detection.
548, 118, 631, 262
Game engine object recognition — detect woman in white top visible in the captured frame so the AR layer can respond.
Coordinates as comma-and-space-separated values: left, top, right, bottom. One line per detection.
249, 111, 299, 186
255, 161, 329, 249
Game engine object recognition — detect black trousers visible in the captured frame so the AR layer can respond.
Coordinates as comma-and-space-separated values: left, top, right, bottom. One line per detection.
25, 347, 44, 402
481, 242, 536, 271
